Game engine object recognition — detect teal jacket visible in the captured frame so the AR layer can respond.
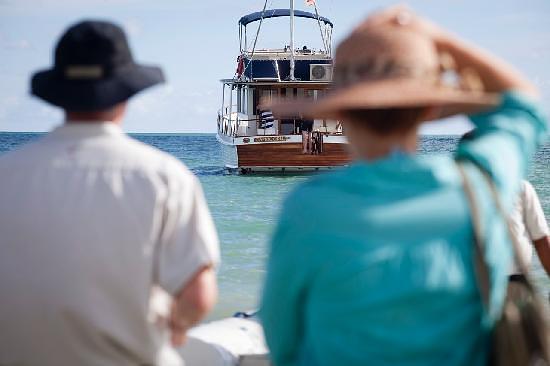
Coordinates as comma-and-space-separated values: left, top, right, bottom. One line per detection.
260, 92, 548, 366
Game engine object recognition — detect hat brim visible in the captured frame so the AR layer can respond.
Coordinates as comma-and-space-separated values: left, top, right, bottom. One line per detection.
31, 64, 165, 111
266, 78, 501, 121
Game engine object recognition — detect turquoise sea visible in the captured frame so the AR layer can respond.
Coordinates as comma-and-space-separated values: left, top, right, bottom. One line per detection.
0, 133, 549, 319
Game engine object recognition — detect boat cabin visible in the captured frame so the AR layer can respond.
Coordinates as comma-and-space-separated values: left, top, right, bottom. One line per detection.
217, 8, 341, 139
218, 80, 342, 138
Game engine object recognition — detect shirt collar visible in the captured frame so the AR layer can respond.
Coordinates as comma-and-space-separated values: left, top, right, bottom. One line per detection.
50, 121, 124, 138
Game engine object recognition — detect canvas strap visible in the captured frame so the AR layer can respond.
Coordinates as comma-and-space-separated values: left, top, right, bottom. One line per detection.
456, 161, 492, 308
455, 161, 536, 308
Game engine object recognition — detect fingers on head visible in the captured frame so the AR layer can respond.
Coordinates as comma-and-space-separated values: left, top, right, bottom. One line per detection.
356, 4, 413, 32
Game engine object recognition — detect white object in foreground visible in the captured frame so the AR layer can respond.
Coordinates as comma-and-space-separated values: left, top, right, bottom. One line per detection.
180, 316, 270, 366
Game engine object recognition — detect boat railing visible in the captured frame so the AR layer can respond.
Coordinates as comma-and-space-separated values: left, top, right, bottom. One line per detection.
243, 48, 329, 58
218, 109, 261, 137
218, 108, 343, 138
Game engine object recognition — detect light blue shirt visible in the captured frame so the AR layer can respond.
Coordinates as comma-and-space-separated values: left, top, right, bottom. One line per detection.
260, 92, 548, 366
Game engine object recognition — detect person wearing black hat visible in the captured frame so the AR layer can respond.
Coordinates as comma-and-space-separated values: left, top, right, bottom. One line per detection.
0, 20, 220, 365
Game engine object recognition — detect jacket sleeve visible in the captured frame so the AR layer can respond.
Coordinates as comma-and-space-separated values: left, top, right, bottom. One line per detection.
157, 168, 221, 295
456, 91, 548, 210
260, 194, 309, 366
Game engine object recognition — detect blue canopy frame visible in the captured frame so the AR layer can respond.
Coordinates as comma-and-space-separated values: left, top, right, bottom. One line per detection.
239, 8, 333, 27
238, 8, 334, 55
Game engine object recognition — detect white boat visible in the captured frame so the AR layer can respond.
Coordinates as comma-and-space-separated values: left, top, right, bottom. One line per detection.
217, 1, 350, 174
151, 289, 269, 366
180, 312, 270, 366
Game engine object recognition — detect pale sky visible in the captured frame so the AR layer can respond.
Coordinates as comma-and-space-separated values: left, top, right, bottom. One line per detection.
0, 0, 549, 134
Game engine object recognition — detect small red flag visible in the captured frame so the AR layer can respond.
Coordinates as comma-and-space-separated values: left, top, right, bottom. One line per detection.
305, 0, 315, 6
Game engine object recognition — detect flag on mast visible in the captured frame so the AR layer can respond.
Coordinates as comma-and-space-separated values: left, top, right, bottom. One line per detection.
305, 0, 315, 6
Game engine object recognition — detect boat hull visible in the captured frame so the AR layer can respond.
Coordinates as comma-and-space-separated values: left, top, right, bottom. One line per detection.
220, 142, 239, 170
237, 142, 350, 172
217, 133, 350, 173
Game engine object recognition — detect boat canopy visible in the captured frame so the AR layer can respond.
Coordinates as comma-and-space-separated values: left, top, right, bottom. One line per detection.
239, 8, 333, 27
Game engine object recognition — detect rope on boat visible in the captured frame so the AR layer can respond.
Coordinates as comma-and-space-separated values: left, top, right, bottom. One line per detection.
312, 2, 330, 54
237, 0, 273, 80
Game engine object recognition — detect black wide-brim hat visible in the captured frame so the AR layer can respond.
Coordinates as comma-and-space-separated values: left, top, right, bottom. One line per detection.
31, 20, 165, 111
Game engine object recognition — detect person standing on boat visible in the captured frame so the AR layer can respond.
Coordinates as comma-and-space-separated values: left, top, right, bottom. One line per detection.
0, 21, 220, 365
261, 6, 547, 366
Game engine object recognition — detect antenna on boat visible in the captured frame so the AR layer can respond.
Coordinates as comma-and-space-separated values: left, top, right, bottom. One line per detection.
289, 0, 296, 81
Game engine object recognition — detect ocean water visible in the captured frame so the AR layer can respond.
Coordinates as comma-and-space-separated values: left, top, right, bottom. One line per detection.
0, 132, 549, 319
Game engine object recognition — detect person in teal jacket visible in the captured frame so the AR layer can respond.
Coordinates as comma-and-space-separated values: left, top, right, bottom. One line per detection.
260, 6, 548, 366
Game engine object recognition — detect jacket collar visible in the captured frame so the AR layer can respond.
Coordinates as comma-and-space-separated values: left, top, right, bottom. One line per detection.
50, 121, 124, 138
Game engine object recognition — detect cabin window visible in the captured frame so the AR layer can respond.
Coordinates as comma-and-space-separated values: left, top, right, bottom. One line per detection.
233, 86, 250, 114
260, 89, 274, 100
314, 89, 326, 100
246, 88, 254, 115
303, 89, 315, 99
238, 86, 249, 114
236, 86, 242, 113
256, 89, 277, 114
241, 87, 247, 114
253, 89, 258, 114
297, 89, 319, 100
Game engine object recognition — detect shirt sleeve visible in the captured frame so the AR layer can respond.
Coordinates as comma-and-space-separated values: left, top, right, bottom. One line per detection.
156, 168, 220, 295
260, 193, 308, 366
456, 91, 548, 209
522, 180, 550, 240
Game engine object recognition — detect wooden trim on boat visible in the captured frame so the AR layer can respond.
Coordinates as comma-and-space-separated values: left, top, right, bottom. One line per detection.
237, 142, 350, 167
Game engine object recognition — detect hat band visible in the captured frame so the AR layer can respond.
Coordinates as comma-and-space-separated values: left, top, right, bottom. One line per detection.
64, 65, 104, 80
333, 55, 485, 94
333, 62, 438, 89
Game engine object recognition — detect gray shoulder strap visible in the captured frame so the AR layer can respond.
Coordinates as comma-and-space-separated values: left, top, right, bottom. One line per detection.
456, 161, 491, 309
